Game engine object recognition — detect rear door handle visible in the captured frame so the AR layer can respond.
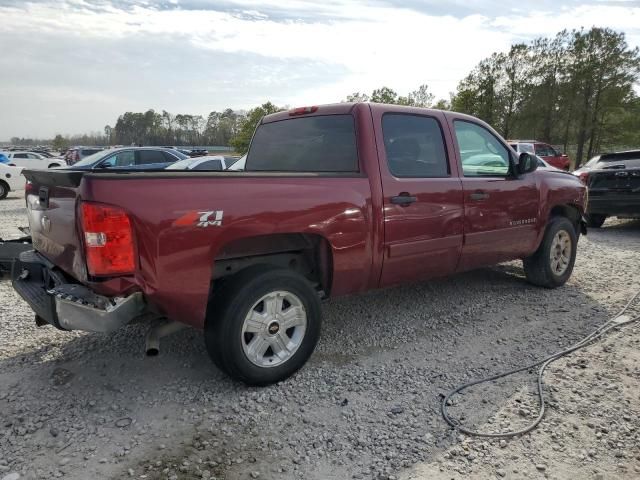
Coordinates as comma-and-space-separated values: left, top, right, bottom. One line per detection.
391, 194, 417, 205
469, 191, 489, 201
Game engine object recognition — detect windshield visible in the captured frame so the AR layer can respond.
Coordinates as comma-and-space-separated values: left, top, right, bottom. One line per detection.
72, 149, 113, 167
519, 143, 535, 154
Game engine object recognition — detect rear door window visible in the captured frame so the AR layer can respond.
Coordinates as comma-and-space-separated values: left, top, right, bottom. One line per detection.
535, 144, 553, 156
138, 150, 167, 165
247, 115, 358, 172
101, 151, 135, 167
381, 114, 449, 177
82, 149, 101, 156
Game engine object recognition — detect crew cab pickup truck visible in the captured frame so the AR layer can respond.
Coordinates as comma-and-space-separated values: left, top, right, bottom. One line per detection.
10, 103, 587, 385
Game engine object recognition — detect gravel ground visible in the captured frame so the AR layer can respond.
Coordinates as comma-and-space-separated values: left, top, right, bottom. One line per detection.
1, 191, 639, 480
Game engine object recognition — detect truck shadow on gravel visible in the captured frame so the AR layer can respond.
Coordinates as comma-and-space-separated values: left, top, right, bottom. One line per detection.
1, 225, 637, 479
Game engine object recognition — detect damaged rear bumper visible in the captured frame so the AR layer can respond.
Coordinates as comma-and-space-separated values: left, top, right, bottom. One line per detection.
11, 250, 145, 332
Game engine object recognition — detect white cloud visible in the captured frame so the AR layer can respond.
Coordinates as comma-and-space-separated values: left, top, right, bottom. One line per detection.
0, 0, 639, 137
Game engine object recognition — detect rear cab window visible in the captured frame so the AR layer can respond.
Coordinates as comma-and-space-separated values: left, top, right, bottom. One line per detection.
246, 115, 358, 172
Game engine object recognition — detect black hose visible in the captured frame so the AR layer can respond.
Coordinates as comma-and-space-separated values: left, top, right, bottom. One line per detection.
441, 289, 640, 438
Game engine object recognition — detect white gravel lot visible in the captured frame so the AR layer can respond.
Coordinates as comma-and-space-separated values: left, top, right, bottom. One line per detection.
1, 191, 639, 480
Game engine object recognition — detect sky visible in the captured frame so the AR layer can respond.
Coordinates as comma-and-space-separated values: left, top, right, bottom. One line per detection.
1, 0, 640, 139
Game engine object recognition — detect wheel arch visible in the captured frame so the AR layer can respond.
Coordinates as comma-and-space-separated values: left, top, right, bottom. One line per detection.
548, 203, 583, 234
211, 232, 334, 297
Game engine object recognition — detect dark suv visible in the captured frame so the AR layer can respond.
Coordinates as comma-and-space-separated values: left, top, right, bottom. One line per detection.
573, 150, 640, 227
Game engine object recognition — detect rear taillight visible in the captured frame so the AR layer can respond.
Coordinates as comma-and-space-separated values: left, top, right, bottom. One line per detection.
578, 171, 589, 185
25, 180, 36, 195
81, 202, 135, 276
288, 106, 318, 116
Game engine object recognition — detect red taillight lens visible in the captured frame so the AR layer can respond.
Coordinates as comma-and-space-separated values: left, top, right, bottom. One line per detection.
81, 202, 135, 276
25, 180, 36, 195
578, 171, 589, 185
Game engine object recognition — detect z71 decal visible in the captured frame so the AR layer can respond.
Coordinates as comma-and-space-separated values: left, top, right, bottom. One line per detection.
174, 210, 224, 228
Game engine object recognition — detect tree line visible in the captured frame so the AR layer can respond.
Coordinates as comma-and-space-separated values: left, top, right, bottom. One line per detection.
449, 27, 640, 166
8, 27, 639, 167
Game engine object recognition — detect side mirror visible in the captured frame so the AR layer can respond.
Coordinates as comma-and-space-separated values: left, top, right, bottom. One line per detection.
517, 152, 538, 175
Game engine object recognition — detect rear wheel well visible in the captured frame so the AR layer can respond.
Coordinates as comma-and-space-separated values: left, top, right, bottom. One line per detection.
212, 233, 333, 297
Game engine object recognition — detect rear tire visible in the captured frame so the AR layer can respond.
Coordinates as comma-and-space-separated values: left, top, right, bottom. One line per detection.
205, 265, 321, 386
0, 181, 8, 200
48, 163, 59, 169
523, 216, 577, 288
586, 214, 606, 228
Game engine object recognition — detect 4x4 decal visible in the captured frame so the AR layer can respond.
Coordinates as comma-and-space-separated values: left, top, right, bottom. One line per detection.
174, 210, 224, 227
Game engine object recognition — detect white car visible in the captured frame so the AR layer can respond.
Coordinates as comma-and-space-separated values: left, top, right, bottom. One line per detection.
3, 151, 67, 169
166, 155, 242, 171
534, 155, 560, 171
0, 164, 25, 200
228, 154, 246, 171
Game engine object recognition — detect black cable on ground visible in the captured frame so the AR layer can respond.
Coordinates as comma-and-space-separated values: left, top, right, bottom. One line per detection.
441, 289, 640, 439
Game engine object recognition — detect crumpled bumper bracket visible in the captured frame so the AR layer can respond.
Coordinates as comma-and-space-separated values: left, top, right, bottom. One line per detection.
11, 250, 145, 332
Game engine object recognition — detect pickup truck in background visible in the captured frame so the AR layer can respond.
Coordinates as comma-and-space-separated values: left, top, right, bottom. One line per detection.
10, 103, 587, 385
509, 140, 571, 171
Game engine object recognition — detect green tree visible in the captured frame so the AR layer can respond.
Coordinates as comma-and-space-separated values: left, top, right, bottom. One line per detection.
408, 84, 435, 108
433, 99, 451, 110
345, 92, 370, 103
370, 87, 398, 104
52, 134, 69, 151
229, 102, 282, 154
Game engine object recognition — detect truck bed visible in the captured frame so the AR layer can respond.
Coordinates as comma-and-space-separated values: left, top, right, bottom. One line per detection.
22, 168, 376, 328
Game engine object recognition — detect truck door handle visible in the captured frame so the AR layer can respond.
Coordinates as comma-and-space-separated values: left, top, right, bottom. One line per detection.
469, 191, 489, 201
391, 194, 417, 205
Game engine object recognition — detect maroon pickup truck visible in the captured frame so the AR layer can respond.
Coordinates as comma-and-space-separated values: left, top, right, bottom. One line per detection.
11, 103, 587, 385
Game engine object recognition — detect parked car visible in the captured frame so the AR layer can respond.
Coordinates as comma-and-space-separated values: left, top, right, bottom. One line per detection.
509, 140, 570, 170
69, 147, 189, 170
31, 150, 58, 159
8, 103, 587, 386
0, 164, 25, 199
167, 155, 242, 171
227, 154, 247, 171
3, 151, 67, 169
573, 150, 640, 228
534, 155, 560, 170
64, 147, 104, 166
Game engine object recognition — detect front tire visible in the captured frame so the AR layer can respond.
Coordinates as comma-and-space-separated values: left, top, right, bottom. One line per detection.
205, 266, 321, 386
586, 214, 606, 228
523, 216, 577, 288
